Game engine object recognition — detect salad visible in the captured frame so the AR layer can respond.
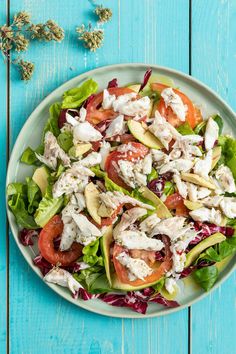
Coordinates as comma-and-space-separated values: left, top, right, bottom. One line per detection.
7, 69, 236, 315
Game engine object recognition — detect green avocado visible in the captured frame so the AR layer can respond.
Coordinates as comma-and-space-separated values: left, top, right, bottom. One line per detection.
211, 146, 222, 170
69, 143, 92, 158
100, 225, 113, 287
84, 182, 101, 225
127, 84, 141, 93
181, 173, 216, 190
127, 120, 163, 149
184, 200, 203, 211
185, 232, 226, 268
32, 166, 49, 196
139, 186, 172, 218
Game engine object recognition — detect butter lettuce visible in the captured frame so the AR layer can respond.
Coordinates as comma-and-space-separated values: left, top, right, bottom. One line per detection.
91, 166, 130, 195
34, 187, 63, 227
73, 265, 111, 294
82, 239, 104, 266
177, 122, 195, 135
43, 102, 61, 137
193, 265, 218, 291
8, 194, 38, 229
218, 135, 236, 179
26, 177, 41, 214
57, 131, 73, 152
62, 79, 98, 109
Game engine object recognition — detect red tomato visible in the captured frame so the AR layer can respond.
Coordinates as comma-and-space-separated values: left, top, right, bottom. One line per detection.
101, 204, 123, 226
86, 87, 135, 125
164, 193, 189, 216
38, 215, 83, 266
113, 240, 172, 286
151, 83, 201, 128
105, 142, 149, 189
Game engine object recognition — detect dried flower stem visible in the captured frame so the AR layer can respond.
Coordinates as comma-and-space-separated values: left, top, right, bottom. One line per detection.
94, 5, 112, 23
0, 11, 64, 81
76, 23, 104, 52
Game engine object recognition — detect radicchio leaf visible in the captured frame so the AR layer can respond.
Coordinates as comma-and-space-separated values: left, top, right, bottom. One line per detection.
148, 173, 173, 198
107, 78, 118, 88
139, 68, 152, 91
33, 254, 52, 276
191, 222, 234, 245
58, 109, 78, 128
83, 94, 96, 108
19, 228, 40, 246
149, 293, 180, 308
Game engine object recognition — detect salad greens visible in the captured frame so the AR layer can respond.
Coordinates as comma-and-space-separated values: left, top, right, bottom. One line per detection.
193, 266, 218, 291
62, 79, 98, 109
7, 72, 236, 315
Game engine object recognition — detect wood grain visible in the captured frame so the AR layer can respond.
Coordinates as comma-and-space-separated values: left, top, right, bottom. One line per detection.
0, 2, 7, 353
2, 0, 235, 353
191, 1, 236, 353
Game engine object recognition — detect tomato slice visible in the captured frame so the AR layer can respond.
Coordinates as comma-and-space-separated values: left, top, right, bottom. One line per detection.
151, 83, 201, 128
38, 215, 83, 266
105, 142, 149, 189
164, 193, 188, 216
113, 238, 172, 286
101, 204, 123, 226
86, 87, 135, 125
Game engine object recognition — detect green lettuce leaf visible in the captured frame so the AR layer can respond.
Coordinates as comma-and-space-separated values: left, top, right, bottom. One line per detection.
91, 166, 130, 195
43, 102, 61, 137
57, 131, 73, 152
193, 265, 218, 291
147, 168, 158, 182
73, 265, 111, 294
177, 122, 195, 135
26, 177, 41, 214
194, 114, 223, 135
62, 79, 98, 109
8, 194, 38, 229
7, 182, 27, 196
218, 135, 236, 179
164, 181, 175, 196
82, 239, 104, 266
197, 237, 236, 263
34, 187, 63, 227
20, 147, 38, 165
152, 278, 165, 292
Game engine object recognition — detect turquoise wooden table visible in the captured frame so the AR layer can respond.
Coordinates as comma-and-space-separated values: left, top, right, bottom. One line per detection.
1, 0, 235, 353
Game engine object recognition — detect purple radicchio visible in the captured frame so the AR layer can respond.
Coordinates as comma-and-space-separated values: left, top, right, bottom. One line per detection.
33, 255, 52, 276
139, 68, 152, 92
107, 78, 118, 88
19, 228, 40, 246
148, 172, 173, 198
58, 108, 79, 129
190, 222, 234, 245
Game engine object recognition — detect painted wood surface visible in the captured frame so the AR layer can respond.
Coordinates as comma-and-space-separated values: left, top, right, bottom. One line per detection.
0, 0, 235, 353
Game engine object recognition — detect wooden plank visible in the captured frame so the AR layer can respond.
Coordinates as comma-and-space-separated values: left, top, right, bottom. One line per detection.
0, 1, 7, 352
191, 1, 236, 353
119, 1, 189, 353
8, 1, 189, 354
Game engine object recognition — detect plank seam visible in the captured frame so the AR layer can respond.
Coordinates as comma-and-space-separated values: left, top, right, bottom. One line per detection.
188, 1, 192, 354
6, 0, 10, 353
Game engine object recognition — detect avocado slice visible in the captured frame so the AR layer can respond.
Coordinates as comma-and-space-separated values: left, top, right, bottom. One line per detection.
100, 225, 113, 287
185, 232, 226, 268
139, 186, 172, 218
84, 182, 101, 225
112, 274, 163, 291
32, 166, 49, 196
127, 120, 163, 149
127, 84, 141, 93
181, 173, 216, 190
211, 146, 222, 170
184, 200, 203, 211
69, 143, 92, 158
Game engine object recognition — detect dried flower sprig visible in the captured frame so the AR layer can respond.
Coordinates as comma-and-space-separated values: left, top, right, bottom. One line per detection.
17, 59, 35, 81
94, 5, 112, 23
0, 11, 64, 81
76, 23, 104, 52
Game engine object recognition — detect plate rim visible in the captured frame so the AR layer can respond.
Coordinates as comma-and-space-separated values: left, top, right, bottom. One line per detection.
6, 62, 236, 318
